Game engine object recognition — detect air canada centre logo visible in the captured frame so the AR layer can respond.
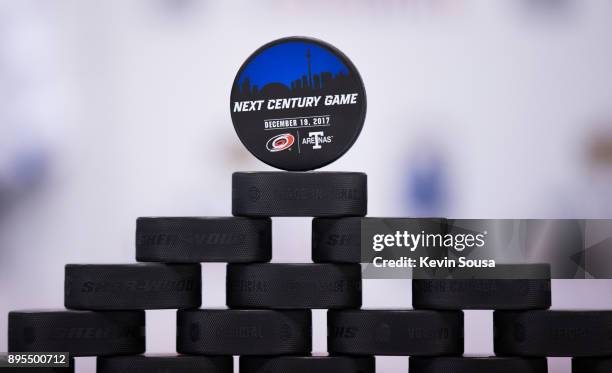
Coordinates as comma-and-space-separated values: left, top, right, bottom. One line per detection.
266, 133, 295, 152
230, 36, 367, 171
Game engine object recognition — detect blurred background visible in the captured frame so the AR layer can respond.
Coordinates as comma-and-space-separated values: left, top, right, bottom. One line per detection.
1, 0, 611, 372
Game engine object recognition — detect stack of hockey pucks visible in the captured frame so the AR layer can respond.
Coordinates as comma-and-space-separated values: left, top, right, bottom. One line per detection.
406, 219, 612, 373
226, 36, 371, 373
315, 217, 464, 364
8, 260, 205, 371
410, 235, 552, 373
4, 36, 367, 373
315, 216, 600, 372
9, 36, 612, 373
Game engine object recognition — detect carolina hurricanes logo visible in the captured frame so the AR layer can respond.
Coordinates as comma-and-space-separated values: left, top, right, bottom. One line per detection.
266, 133, 295, 152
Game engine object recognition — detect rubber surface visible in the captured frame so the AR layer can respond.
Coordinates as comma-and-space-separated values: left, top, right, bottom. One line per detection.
64, 263, 201, 310
97, 354, 233, 373
312, 217, 363, 263
232, 172, 367, 217
226, 263, 362, 309
573, 357, 612, 373
8, 310, 145, 356
494, 310, 612, 356
240, 355, 375, 373
176, 309, 312, 355
409, 356, 547, 373
327, 309, 464, 356
136, 217, 271, 263
413, 264, 551, 310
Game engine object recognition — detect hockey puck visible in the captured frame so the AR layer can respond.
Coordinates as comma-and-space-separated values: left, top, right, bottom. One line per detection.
573, 357, 612, 373
327, 309, 464, 356
230, 36, 367, 171
136, 217, 272, 263
226, 263, 362, 309
312, 217, 363, 263
412, 264, 551, 310
176, 309, 312, 355
97, 354, 233, 373
409, 356, 547, 373
239, 355, 375, 373
494, 310, 612, 356
312, 217, 447, 263
65, 264, 201, 310
8, 310, 145, 356
232, 172, 367, 217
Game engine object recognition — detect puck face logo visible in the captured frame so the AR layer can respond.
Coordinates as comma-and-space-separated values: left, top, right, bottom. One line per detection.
231, 36, 367, 171
266, 133, 295, 152
305, 131, 332, 150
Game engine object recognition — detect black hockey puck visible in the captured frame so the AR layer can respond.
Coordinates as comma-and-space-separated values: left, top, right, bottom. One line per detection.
8, 310, 145, 356
97, 354, 233, 373
409, 356, 547, 373
412, 264, 551, 310
239, 355, 375, 373
176, 309, 312, 355
312, 217, 447, 263
64, 264, 201, 310
494, 310, 612, 356
573, 357, 612, 373
327, 309, 464, 356
136, 217, 271, 263
230, 36, 367, 171
232, 172, 367, 217
226, 263, 362, 309
312, 217, 363, 263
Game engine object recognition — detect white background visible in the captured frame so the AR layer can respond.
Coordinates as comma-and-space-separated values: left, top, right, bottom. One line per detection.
1, 1, 612, 372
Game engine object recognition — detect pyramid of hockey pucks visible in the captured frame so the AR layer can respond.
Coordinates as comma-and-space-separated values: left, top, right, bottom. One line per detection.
7, 36, 612, 373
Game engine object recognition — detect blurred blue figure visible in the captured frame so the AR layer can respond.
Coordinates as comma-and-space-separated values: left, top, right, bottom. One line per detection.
0, 140, 49, 216
11, 145, 49, 192
405, 148, 449, 217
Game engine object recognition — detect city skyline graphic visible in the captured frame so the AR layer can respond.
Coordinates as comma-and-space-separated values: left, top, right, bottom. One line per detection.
236, 41, 354, 98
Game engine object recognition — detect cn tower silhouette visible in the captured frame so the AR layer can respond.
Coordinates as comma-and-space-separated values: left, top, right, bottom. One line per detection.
306, 48, 313, 89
